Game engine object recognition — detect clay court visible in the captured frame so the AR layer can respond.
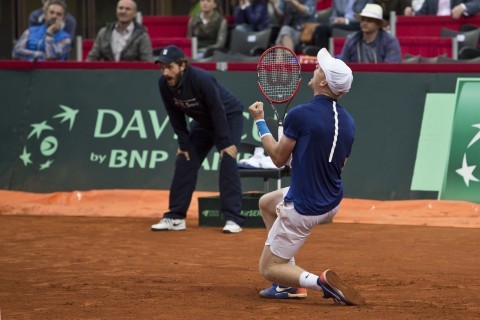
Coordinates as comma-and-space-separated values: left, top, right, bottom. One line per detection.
1, 190, 479, 320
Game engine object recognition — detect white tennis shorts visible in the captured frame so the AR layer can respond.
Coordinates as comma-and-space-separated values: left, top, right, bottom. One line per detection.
266, 189, 339, 260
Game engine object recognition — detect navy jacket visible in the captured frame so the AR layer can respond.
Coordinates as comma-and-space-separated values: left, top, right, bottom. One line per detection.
340, 29, 402, 63
158, 66, 243, 151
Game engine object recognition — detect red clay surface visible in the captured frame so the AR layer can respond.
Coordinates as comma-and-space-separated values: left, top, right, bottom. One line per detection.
0, 190, 479, 320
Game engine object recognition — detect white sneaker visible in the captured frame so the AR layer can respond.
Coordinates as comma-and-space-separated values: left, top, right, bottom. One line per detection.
151, 218, 186, 231
238, 147, 265, 168
222, 220, 242, 234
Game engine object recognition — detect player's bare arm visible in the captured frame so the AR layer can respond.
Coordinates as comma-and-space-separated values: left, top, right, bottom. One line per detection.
248, 101, 295, 167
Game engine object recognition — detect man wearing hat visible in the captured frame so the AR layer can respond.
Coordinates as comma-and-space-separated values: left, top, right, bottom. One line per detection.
151, 45, 245, 234
340, 3, 402, 63
248, 48, 364, 305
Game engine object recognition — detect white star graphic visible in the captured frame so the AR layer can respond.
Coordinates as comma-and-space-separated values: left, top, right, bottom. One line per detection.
467, 124, 480, 148
39, 159, 54, 171
456, 154, 479, 187
19, 147, 32, 166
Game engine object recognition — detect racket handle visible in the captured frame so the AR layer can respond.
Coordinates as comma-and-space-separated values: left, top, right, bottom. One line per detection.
278, 121, 283, 140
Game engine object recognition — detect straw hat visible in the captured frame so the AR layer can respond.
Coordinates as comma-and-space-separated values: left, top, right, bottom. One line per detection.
355, 3, 388, 28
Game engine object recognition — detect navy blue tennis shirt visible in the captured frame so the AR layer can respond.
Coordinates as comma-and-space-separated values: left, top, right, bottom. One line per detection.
283, 95, 355, 215
158, 65, 243, 151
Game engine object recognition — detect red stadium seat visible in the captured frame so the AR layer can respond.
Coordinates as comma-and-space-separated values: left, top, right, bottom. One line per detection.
142, 16, 190, 38
151, 37, 194, 58
396, 15, 480, 37
82, 39, 94, 61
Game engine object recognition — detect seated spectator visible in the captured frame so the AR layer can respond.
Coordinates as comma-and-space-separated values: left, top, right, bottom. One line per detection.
340, 3, 402, 62
12, 0, 71, 61
86, 0, 153, 62
187, 0, 228, 59
275, 0, 317, 51
313, 0, 370, 49
233, 0, 271, 32
29, 0, 76, 40
404, 0, 480, 19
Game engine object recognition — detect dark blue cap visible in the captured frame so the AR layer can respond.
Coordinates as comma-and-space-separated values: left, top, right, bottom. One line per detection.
155, 45, 185, 64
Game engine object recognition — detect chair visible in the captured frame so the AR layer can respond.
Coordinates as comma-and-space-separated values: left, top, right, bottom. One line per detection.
331, 27, 357, 38
458, 46, 480, 60
302, 45, 321, 56
210, 50, 259, 62
420, 54, 447, 63
402, 54, 421, 63
237, 142, 290, 193
440, 27, 480, 51
229, 28, 272, 56
315, 7, 333, 24
459, 24, 479, 32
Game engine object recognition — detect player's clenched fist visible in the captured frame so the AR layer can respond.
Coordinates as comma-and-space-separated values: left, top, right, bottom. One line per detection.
248, 101, 264, 121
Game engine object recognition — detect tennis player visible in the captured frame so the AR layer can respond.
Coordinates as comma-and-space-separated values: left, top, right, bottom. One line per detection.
151, 45, 245, 234
249, 48, 365, 305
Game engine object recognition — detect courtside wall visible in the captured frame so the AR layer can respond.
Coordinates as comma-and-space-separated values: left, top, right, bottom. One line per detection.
1, 62, 478, 200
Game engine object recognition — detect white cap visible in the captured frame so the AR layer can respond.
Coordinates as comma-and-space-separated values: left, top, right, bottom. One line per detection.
317, 48, 353, 95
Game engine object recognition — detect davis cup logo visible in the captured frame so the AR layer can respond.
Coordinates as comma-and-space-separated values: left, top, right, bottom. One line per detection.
19, 104, 78, 170
440, 79, 480, 203
456, 124, 480, 187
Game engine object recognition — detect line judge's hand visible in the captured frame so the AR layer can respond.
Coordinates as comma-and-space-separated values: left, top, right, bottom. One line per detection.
248, 101, 265, 121
220, 145, 238, 159
176, 148, 190, 161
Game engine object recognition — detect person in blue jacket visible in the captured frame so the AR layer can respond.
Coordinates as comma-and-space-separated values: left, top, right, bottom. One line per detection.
234, 0, 271, 32
151, 45, 245, 234
340, 3, 402, 63
13, 0, 71, 61
29, 0, 77, 40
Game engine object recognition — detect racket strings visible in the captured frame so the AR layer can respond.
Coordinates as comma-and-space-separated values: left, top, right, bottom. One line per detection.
257, 48, 301, 103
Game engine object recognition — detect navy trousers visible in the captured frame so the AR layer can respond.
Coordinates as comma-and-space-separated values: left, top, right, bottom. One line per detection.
163, 112, 245, 226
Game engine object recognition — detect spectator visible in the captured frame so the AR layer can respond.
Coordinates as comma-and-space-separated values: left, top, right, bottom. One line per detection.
187, 0, 228, 59
233, 0, 271, 32
340, 3, 402, 62
274, 0, 317, 51
29, 0, 77, 40
12, 0, 71, 61
86, 0, 153, 62
404, 0, 480, 18
313, 0, 370, 49
151, 45, 245, 234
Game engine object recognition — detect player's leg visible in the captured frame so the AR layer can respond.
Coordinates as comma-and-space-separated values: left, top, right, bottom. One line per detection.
258, 188, 285, 232
259, 198, 308, 298
220, 112, 244, 233
260, 202, 365, 305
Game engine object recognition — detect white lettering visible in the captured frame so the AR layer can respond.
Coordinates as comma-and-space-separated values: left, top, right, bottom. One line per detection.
94, 109, 124, 138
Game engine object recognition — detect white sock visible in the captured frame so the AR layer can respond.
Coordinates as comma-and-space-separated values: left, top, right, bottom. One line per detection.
299, 271, 323, 291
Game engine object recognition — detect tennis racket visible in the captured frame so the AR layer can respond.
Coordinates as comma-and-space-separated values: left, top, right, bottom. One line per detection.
257, 46, 302, 139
